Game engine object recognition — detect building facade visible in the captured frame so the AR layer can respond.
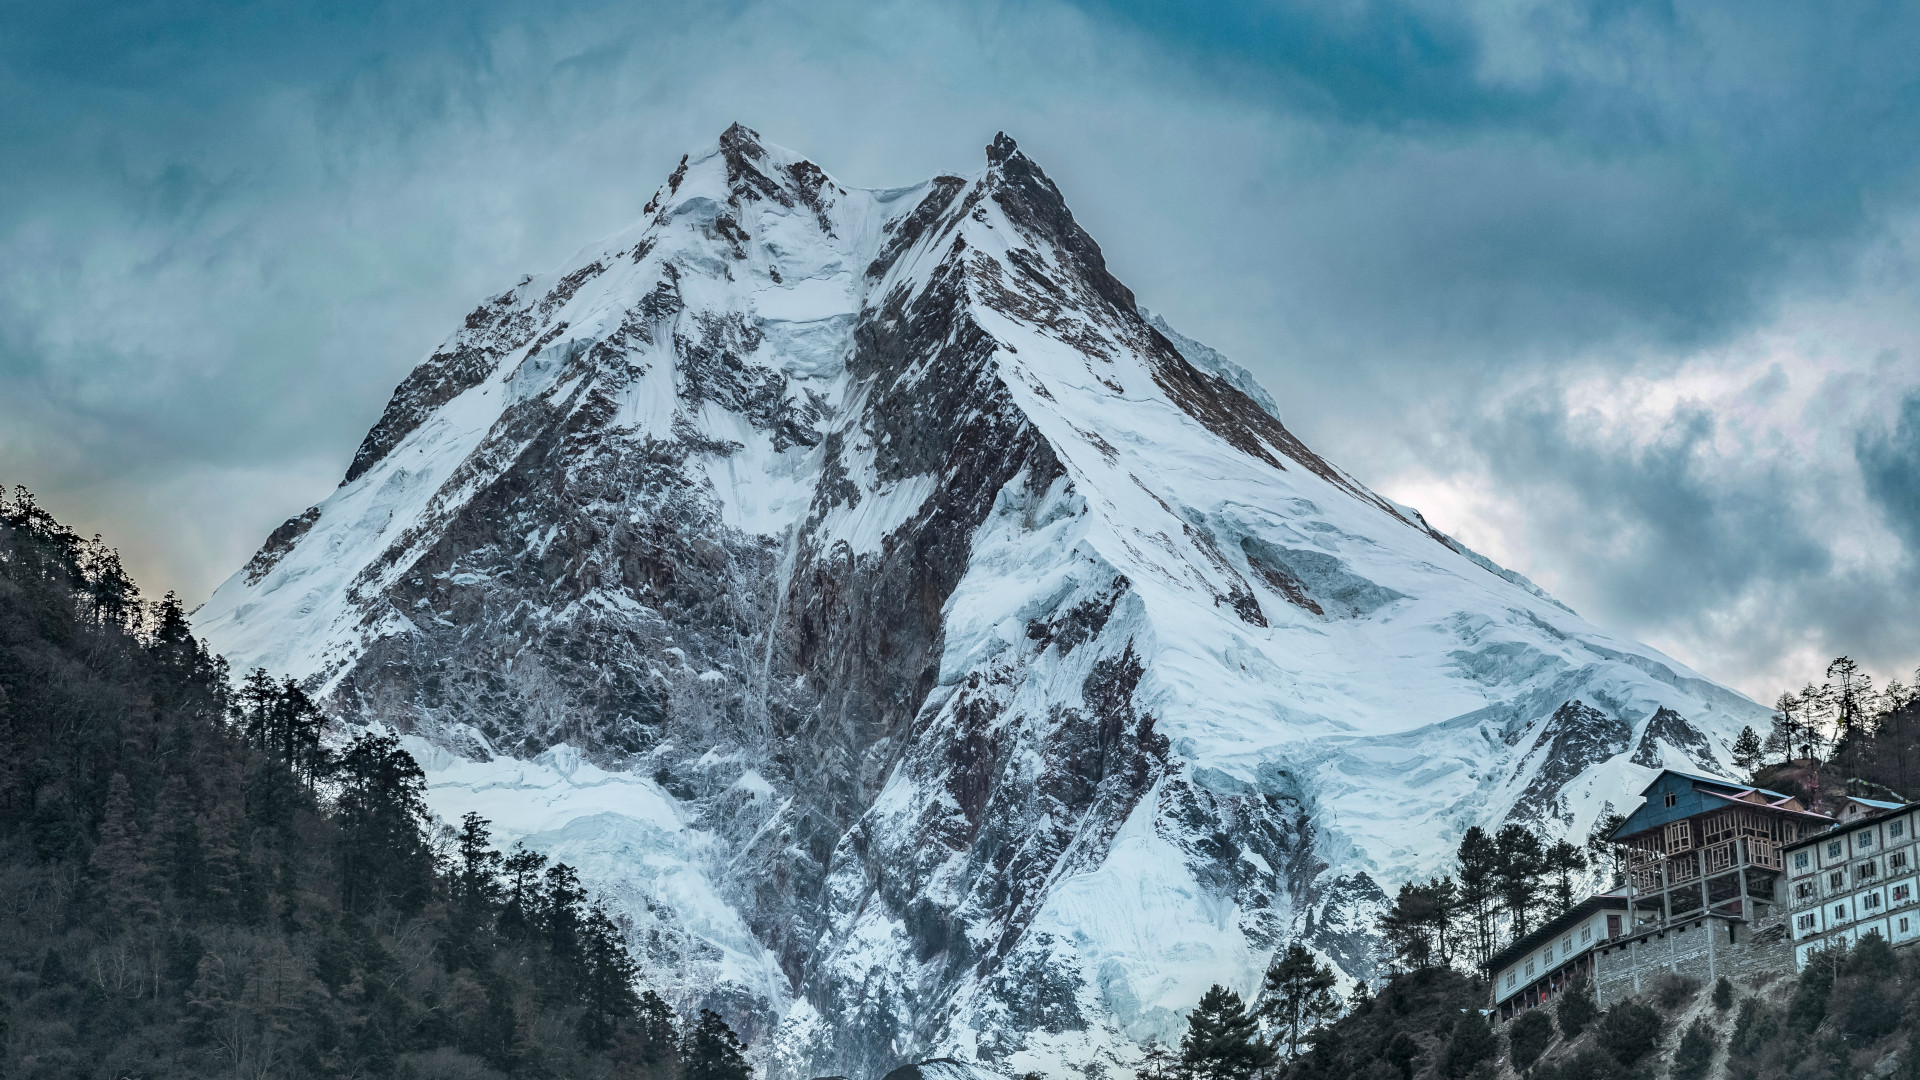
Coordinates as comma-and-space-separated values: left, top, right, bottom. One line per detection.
1489, 894, 1628, 1021
1587, 770, 1828, 1003
1783, 797, 1920, 967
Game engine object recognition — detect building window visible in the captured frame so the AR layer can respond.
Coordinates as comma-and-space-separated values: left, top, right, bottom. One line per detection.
1834, 904, 1849, 921
1562, 935, 1573, 953
1797, 914, 1816, 930
1526, 960, 1535, 977
1867, 893, 1884, 910
1831, 871, 1846, 889
1830, 841, 1845, 858
1506, 972, 1515, 987
1859, 831, 1876, 849
1665, 792, 1678, 808
1903, 918, 1912, 934
1893, 851, 1909, 872
1581, 926, 1591, 943
1795, 851, 1811, 869
1893, 821, 1906, 839
1797, 882, 1815, 900
1895, 885, 1911, 903
1859, 862, 1879, 881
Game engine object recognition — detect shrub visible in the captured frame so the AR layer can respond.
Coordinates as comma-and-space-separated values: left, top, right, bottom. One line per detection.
1596, 1000, 1662, 1066
1443, 1012, 1497, 1079
1511, 1010, 1555, 1071
1833, 974, 1901, 1039
1788, 949, 1842, 1032
1652, 974, 1699, 1012
1672, 1019, 1715, 1080
1711, 976, 1732, 1011
1847, 933, 1899, 978
1729, 997, 1780, 1059
1536, 1047, 1623, 1080
1556, 980, 1598, 1038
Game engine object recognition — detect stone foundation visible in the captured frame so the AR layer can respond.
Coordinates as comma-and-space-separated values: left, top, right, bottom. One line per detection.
1592, 913, 1792, 1006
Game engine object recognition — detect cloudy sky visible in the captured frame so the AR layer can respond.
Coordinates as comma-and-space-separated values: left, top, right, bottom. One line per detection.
4, 0, 1918, 702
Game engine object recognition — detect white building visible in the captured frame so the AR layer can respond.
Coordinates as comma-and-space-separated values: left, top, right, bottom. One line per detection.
1783, 796, 1919, 967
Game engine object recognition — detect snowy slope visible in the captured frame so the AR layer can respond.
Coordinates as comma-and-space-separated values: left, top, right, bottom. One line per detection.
197, 125, 1771, 1078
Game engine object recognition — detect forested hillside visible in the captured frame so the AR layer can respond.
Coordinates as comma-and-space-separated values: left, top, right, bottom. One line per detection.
0, 488, 742, 1078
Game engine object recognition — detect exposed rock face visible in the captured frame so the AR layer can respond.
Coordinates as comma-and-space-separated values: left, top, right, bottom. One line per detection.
195, 124, 1773, 1077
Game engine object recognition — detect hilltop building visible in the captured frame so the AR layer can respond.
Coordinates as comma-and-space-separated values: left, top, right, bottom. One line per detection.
1490, 892, 1629, 1021
1784, 796, 1920, 966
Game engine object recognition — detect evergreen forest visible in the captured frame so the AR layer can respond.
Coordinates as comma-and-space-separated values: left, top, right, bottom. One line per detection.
0, 488, 750, 1078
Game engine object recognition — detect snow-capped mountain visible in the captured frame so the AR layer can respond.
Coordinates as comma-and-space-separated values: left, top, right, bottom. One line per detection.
196, 124, 1772, 1077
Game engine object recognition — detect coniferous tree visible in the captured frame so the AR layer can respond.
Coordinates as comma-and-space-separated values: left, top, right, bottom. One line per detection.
1672, 1018, 1715, 1080
1494, 825, 1546, 940
684, 1009, 753, 1080
334, 730, 434, 913
1456, 826, 1500, 970
1827, 657, 1872, 739
1441, 1011, 1496, 1078
1731, 726, 1766, 777
1378, 878, 1460, 970
1585, 812, 1625, 888
1136, 1039, 1178, 1080
1541, 839, 1587, 918
1510, 1009, 1554, 1070
1182, 985, 1275, 1079
501, 843, 549, 939
88, 771, 151, 925
577, 903, 642, 1049
1556, 977, 1597, 1037
1261, 943, 1341, 1057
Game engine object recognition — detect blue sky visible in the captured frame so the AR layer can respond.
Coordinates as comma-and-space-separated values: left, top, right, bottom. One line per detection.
5, 0, 1919, 701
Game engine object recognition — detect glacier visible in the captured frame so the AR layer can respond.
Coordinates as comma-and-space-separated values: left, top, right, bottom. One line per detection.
195, 124, 1774, 1077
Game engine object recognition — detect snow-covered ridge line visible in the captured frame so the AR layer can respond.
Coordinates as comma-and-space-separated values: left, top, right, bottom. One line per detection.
197, 123, 1771, 1079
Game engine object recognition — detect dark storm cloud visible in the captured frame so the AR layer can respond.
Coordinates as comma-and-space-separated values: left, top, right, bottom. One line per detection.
1859, 392, 1920, 557
1474, 398, 1832, 626
2, 0, 1918, 697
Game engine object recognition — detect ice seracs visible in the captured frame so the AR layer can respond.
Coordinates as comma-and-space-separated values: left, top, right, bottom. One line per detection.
197, 124, 1773, 1078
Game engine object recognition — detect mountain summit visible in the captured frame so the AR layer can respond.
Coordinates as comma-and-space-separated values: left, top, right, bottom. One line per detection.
197, 125, 1769, 1076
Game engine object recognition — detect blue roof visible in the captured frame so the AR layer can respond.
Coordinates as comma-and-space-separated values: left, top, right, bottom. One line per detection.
1849, 797, 1905, 810
1610, 769, 1805, 842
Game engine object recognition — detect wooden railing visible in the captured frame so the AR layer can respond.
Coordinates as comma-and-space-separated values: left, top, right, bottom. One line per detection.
1704, 840, 1738, 874
1748, 837, 1782, 870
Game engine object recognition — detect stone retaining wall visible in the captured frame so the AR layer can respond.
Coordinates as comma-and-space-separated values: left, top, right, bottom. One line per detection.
1592, 914, 1792, 1006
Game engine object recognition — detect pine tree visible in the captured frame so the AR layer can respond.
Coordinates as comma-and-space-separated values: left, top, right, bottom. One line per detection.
684, 1010, 752, 1080
1584, 812, 1625, 889
1556, 977, 1597, 1037
1378, 879, 1459, 970
1712, 976, 1733, 1011
1672, 1018, 1715, 1080
1136, 1039, 1178, 1080
500, 844, 548, 939
1731, 726, 1765, 777
576, 903, 642, 1050
1828, 657, 1872, 738
544, 862, 587, 976
88, 772, 153, 925
1541, 840, 1587, 918
1441, 1011, 1496, 1078
1182, 985, 1276, 1079
1260, 943, 1340, 1057
334, 731, 433, 913
1456, 826, 1500, 970
1494, 825, 1546, 940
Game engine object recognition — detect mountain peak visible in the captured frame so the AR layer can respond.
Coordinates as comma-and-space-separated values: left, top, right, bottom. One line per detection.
198, 126, 1767, 1080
